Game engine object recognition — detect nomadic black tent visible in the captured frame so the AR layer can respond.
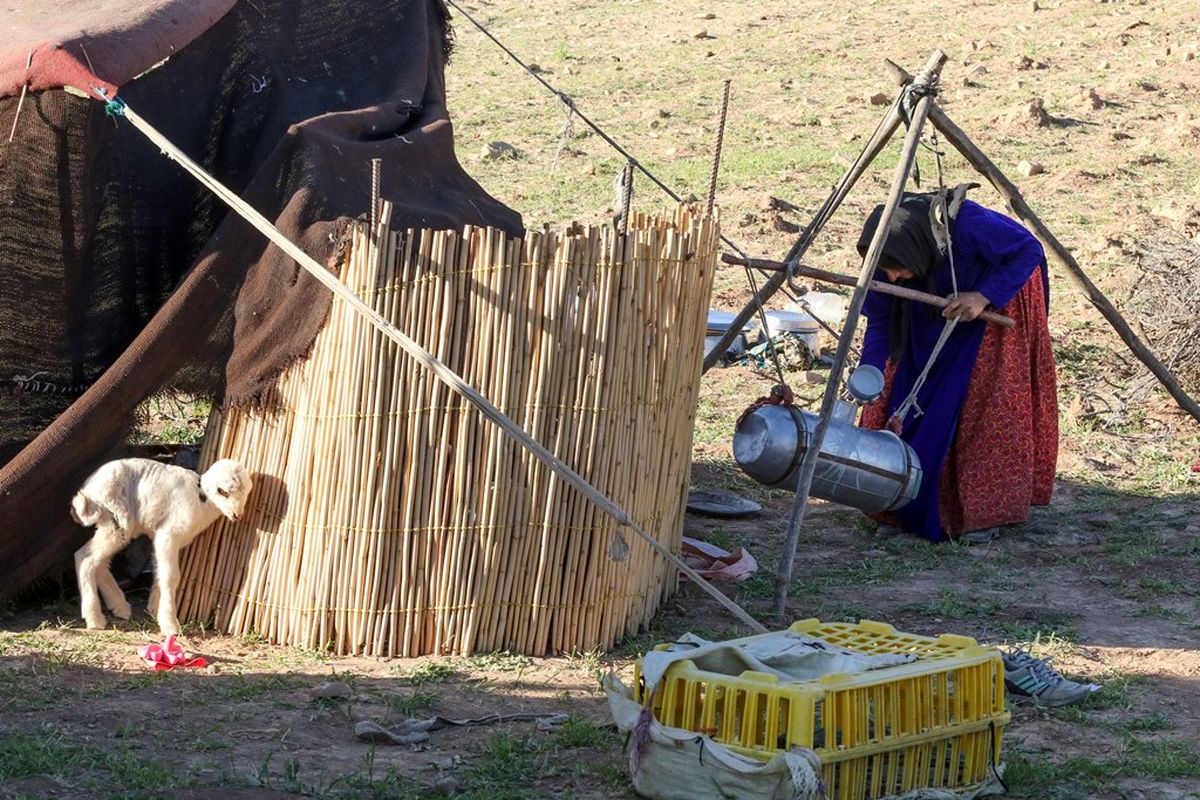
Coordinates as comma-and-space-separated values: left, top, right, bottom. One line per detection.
0, 0, 521, 598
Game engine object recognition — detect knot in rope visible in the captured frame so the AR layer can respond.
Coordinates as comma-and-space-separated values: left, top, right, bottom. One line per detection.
736, 383, 795, 430
554, 90, 577, 111
905, 79, 939, 101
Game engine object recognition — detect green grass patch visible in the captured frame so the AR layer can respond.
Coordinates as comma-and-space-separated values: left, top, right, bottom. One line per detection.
383, 690, 439, 716
901, 587, 1004, 620
0, 731, 180, 796
1004, 737, 1200, 799
211, 672, 308, 702
552, 717, 616, 750
400, 661, 460, 685
464, 651, 534, 673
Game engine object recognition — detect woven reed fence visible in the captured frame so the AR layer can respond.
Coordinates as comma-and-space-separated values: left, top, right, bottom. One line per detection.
176, 205, 718, 656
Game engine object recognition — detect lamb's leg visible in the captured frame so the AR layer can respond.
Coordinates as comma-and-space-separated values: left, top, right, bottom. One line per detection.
147, 582, 159, 618
97, 568, 132, 621
153, 536, 183, 637
74, 527, 124, 630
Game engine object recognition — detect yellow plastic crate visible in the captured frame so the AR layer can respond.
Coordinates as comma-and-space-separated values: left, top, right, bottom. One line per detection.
633, 619, 1009, 800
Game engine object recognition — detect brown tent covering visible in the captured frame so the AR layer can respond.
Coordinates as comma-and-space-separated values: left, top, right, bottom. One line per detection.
0, 0, 523, 600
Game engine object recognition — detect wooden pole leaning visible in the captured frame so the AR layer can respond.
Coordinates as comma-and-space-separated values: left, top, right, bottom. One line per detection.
105, 98, 767, 638
771, 53, 948, 617
885, 59, 1200, 424
722, 254, 1017, 329
701, 50, 950, 374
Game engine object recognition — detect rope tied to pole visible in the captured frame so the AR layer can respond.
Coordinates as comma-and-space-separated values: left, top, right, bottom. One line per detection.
103, 95, 127, 118
898, 78, 939, 187
89, 88, 768, 635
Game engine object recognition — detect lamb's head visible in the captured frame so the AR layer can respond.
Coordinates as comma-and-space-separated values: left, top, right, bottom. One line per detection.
201, 459, 253, 522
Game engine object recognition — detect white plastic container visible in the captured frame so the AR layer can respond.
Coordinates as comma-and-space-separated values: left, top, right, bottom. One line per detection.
705, 310, 755, 365
788, 291, 847, 327
760, 310, 820, 357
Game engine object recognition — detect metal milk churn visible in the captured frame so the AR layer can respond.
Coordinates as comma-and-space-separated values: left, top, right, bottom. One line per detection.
732, 367, 922, 513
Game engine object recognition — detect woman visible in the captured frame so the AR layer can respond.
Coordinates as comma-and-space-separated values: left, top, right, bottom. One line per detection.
857, 190, 1057, 542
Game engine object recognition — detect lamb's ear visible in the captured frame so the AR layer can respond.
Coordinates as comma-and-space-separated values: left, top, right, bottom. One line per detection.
70, 494, 92, 526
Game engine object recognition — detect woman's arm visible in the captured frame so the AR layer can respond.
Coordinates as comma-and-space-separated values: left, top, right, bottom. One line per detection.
860, 289, 893, 370
962, 205, 1046, 309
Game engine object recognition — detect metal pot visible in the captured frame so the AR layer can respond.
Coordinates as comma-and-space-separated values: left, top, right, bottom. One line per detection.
733, 402, 922, 513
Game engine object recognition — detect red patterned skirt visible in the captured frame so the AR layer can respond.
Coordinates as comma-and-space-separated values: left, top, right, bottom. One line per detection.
861, 267, 1058, 537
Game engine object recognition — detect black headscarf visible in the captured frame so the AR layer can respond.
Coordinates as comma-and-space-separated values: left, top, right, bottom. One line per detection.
856, 190, 961, 358
856, 192, 942, 280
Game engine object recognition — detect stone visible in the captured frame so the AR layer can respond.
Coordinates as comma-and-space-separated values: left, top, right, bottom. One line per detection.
434, 776, 461, 793
772, 215, 800, 234
1013, 97, 1051, 127
867, 92, 890, 106
1017, 160, 1045, 177
1081, 88, 1104, 109
1097, 59, 1111, 70
480, 141, 519, 160
1151, 198, 1198, 224
310, 680, 353, 699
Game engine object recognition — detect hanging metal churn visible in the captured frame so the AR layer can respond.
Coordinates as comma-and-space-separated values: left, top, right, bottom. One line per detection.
732, 367, 922, 514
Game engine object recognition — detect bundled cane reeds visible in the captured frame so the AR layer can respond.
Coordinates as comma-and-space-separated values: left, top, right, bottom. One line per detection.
176, 205, 718, 656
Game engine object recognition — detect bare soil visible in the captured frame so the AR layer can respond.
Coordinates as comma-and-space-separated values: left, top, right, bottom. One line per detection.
6, 0, 1200, 798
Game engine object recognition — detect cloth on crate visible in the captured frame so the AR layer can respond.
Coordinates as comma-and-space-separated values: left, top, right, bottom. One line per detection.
606, 673, 1006, 800
857, 197, 1056, 540
605, 673, 824, 800
639, 630, 916, 695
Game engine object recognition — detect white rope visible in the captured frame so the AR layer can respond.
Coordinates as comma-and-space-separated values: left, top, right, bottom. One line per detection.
99, 93, 767, 635
890, 130, 962, 429
890, 317, 958, 425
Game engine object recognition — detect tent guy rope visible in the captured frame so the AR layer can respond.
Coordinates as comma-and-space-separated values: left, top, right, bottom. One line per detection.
92, 89, 767, 636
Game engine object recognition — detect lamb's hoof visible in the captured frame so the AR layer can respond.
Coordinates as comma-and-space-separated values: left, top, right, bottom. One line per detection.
111, 602, 133, 621
158, 621, 181, 638
84, 616, 108, 630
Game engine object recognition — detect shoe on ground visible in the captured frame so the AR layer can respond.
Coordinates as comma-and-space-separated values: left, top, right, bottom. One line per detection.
960, 527, 999, 545
1002, 649, 1091, 707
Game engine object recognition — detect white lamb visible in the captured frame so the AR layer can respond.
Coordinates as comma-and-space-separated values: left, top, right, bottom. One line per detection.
70, 457, 252, 636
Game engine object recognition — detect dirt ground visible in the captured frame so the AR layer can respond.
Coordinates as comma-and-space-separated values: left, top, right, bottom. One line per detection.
5, 0, 1200, 798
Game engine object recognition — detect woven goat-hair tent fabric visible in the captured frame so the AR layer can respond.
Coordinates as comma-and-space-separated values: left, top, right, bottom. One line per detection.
177, 207, 718, 656
0, 0, 521, 599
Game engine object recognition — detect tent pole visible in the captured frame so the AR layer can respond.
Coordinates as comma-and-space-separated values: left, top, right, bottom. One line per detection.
701, 113, 894, 373
702, 50, 949, 374
885, 59, 1200, 424
771, 52, 947, 617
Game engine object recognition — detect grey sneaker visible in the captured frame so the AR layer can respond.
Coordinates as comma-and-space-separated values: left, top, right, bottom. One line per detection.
961, 527, 999, 545
1002, 649, 1091, 707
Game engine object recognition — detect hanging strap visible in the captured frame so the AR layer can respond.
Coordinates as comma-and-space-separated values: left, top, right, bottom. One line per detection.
887, 317, 959, 431
886, 152, 978, 431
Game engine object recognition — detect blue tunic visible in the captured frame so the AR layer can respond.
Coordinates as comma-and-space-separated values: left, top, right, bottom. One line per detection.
860, 200, 1048, 540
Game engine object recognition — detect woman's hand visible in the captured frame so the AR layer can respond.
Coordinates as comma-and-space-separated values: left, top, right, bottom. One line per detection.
943, 291, 990, 322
